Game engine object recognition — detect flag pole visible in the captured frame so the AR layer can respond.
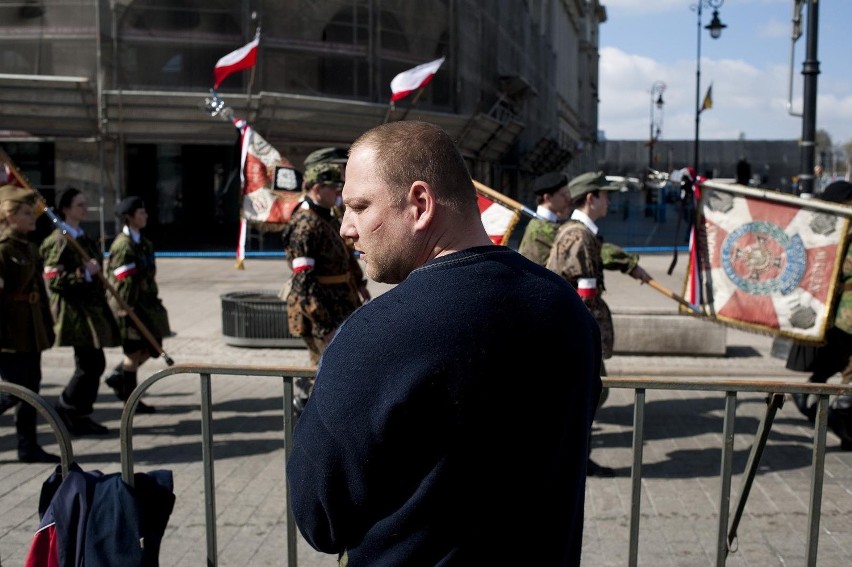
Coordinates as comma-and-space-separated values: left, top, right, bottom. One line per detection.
246, 27, 260, 103
646, 279, 701, 314
382, 102, 394, 125
396, 87, 426, 122
0, 147, 176, 365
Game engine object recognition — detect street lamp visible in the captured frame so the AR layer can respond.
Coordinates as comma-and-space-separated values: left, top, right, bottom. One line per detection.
649, 81, 666, 171
694, 0, 726, 178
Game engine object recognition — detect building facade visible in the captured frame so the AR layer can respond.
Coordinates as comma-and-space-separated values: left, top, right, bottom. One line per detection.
0, 0, 608, 250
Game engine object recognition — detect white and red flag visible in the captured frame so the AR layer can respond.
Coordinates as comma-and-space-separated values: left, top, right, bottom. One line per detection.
213, 31, 260, 90
684, 180, 851, 341
390, 57, 445, 103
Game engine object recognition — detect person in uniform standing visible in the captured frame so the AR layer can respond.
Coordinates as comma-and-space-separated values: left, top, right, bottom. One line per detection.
282, 148, 370, 415
0, 185, 60, 463
102, 196, 171, 414
546, 171, 652, 477
39, 186, 121, 435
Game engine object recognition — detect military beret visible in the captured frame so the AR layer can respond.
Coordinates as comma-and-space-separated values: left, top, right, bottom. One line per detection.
303, 147, 348, 168
568, 171, 620, 200
304, 162, 344, 189
532, 172, 568, 195
115, 196, 145, 217
0, 184, 36, 205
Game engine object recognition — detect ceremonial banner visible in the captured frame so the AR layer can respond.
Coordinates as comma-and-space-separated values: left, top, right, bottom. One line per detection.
685, 180, 851, 341
234, 118, 300, 268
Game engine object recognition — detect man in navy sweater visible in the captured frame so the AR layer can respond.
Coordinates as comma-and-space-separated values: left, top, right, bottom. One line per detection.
287, 120, 602, 566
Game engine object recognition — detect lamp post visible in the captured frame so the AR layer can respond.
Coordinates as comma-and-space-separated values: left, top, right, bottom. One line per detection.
649, 81, 666, 171
693, 0, 726, 177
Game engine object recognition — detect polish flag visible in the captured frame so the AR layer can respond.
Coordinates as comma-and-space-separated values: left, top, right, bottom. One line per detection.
213, 33, 260, 89
390, 57, 445, 102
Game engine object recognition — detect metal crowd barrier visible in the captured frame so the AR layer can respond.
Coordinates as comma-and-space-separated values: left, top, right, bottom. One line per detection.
113, 366, 852, 567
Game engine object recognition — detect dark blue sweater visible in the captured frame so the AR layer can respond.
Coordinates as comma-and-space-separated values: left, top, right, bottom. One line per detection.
287, 246, 601, 566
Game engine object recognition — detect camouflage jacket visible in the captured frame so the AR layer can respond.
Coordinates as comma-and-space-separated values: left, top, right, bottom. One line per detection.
518, 218, 559, 266
39, 228, 121, 348
833, 232, 851, 334
107, 230, 171, 342
545, 220, 639, 359
281, 200, 364, 339
0, 229, 55, 352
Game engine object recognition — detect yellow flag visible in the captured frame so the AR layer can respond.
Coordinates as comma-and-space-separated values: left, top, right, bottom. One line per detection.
700, 83, 713, 113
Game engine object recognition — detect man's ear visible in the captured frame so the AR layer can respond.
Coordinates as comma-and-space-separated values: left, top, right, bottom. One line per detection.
409, 181, 436, 231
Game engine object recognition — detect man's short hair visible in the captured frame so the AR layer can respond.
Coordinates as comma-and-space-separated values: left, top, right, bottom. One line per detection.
350, 121, 475, 212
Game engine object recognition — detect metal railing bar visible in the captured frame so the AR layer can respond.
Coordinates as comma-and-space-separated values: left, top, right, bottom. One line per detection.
200, 372, 218, 567
283, 377, 298, 567
603, 376, 852, 397
715, 393, 737, 567
806, 396, 829, 566
727, 393, 785, 555
628, 388, 646, 567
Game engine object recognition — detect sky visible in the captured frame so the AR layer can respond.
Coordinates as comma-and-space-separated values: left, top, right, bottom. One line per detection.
598, 0, 852, 146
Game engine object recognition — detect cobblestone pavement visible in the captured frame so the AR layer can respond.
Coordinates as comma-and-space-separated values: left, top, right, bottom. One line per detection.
1, 254, 850, 566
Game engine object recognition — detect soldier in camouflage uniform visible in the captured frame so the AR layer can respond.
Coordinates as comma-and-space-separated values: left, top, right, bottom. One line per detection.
788, 181, 852, 448
546, 171, 652, 476
282, 148, 370, 414
39, 187, 120, 435
0, 185, 60, 463
102, 196, 171, 414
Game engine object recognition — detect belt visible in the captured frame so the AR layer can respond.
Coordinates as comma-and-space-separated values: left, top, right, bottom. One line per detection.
11, 291, 40, 304
844, 283, 852, 291
316, 274, 350, 285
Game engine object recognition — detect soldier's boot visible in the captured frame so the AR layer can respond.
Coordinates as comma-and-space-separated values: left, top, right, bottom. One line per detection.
121, 370, 156, 415
0, 392, 19, 416
105, 364, 129, 401
792, 392, 818, 423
